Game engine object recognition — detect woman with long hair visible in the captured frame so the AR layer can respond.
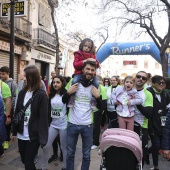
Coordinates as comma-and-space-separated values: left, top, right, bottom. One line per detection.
41, 75, 67, 170
11, 65, 48, 170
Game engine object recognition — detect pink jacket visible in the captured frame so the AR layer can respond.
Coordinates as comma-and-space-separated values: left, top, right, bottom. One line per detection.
111, 86, 143, 115
73, 50, 100, 75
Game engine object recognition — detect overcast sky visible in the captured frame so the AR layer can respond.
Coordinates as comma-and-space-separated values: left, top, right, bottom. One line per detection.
56, 0, 168, 46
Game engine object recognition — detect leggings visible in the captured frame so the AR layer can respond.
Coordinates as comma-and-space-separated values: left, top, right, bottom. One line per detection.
118, 116, 134, 131
41, 126, 67, 170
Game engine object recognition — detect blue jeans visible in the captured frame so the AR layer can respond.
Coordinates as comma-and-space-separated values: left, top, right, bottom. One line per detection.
72, 74, 99, 88
66, 122, 93, 170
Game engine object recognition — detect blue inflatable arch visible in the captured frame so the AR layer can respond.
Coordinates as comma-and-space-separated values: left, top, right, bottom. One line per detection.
96, 42, 169, 74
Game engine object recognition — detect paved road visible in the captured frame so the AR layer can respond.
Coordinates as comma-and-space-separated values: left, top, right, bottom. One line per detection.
0, 137, 170, 170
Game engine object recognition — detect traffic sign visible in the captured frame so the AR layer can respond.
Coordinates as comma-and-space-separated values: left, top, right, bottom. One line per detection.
0, 0, 27, 17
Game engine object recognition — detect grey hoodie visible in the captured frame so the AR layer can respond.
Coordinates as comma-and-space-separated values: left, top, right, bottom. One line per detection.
6, 78, 17, 109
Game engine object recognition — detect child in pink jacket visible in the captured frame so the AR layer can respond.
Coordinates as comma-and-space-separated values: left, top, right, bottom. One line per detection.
111, 76, 143, 131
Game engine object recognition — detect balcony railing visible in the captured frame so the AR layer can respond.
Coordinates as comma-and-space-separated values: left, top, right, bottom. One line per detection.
0, 17, 32, 40
33, 28, 57, 50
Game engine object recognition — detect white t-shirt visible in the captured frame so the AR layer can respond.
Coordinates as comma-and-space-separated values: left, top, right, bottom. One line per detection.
134, 88, 153, 128
68, 83, 93, 125
107, 86, 116, 112
17, 91, 33, 140
50, 94, 67, 130
117, 91, 134, 117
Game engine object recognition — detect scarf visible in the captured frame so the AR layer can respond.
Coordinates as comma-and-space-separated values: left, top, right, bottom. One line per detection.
152, 87, 162, 94
80, 75, 93, 87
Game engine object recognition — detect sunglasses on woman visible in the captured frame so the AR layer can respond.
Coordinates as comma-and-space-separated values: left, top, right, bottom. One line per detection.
156, 81, 165, 85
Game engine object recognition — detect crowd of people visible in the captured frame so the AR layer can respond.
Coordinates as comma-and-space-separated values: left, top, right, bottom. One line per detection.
0, 38, 170, 170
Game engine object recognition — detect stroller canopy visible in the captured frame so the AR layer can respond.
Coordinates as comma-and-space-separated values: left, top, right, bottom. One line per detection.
100, 128, 142, 163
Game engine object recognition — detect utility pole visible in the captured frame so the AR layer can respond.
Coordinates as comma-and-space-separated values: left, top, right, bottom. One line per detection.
10, 0, 15, 79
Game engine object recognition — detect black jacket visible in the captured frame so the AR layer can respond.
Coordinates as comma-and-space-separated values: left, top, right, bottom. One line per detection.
12, 89, 49, 148
147, 87, 170, 136
162, 108, 170, 150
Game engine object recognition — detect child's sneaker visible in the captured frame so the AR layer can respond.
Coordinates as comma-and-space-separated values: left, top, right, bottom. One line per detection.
91, 97, 97, 111
67, 95, 75, 107
3, 141, 9, 150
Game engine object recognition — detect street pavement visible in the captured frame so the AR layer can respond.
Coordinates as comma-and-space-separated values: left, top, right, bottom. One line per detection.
0, 137, 170, 170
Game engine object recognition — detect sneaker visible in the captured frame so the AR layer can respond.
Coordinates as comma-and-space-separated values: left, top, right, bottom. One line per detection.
48, 154, 58, 163
67, 95, 75, 107
0, 153, 4, 157
3, 141, 9, 150
91, 145, 98, 150
34, 153, 39, 164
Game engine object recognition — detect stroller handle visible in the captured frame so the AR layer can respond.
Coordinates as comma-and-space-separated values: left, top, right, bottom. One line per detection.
108, 119, 118, 129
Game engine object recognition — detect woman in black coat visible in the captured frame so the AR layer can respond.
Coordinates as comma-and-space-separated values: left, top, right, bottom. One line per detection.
11, 65, 48, 170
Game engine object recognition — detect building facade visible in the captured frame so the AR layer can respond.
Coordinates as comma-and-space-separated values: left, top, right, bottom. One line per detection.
99, 55, 162, 79
0, 0, 57, 83
0, 0, 32, 82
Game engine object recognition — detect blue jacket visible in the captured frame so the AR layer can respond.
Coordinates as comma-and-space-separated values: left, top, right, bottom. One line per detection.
162, 108, 170, 150
0, 97, 6, 145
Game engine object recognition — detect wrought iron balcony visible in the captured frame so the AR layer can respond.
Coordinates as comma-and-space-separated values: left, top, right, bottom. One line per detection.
32, 28, 57, 51
0, 17, 32, 41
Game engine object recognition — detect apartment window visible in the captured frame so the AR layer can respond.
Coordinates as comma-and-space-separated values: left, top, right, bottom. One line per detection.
144, 60, 148, 69
155, 62, 159, 69
39, 4, 51, 29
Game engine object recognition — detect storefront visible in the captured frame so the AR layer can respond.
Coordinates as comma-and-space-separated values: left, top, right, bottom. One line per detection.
0, 40, 21, 82
30, 49, 55, 80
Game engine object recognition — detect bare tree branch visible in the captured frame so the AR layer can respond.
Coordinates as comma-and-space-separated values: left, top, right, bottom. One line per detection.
96, 27, 109, 53
102, 0, 170, 76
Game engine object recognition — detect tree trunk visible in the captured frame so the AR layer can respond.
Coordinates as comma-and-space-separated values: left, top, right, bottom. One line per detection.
160, 52, 168, 77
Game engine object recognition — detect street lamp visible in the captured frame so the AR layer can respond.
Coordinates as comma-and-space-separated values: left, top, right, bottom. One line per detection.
9, 0, 16, 79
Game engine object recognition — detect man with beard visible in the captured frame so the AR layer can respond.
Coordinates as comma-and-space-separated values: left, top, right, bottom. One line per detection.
62, 61, 102, 170
134, 71, 153, 167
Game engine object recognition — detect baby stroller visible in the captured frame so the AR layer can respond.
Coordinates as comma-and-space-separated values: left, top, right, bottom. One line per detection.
100, 128, 142, 170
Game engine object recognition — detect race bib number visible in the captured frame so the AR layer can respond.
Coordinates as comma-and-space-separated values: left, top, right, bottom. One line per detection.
24, 108, 30, 125
51, 108, 62, 118
160, 116, 167, 126
24, 116, 30, 125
